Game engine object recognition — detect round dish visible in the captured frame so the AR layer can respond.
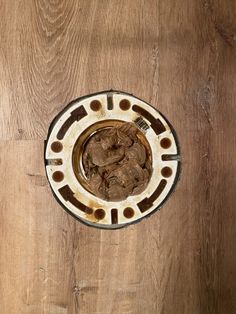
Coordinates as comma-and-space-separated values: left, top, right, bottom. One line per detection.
44, 90, 181, 229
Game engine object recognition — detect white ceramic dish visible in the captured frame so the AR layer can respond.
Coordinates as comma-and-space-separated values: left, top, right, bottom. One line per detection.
44, 90, 181, 229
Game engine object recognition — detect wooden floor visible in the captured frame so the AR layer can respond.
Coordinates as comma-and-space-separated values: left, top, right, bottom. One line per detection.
0, 1, 236, 313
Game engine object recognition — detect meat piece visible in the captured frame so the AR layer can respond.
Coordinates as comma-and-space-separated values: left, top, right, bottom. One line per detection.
107, 182, 129, 201
82, 122, 152, 201
145, 158, 152, 173
88, 173, 106, 198
105, 146, 125, 165
125, 142, 146, 166
100, 128, 117, 149
132, 169, 150, 195
85, 141, 124, 167
116, 129, 133, 147
118, 122, 138, 140
132, 179, 149, 195
107, 162, 136, 189
99, 163, 119, 178
88, 173, 102, 193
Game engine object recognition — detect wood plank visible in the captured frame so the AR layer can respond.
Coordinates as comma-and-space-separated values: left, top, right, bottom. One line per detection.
158, 1, 236, 313
0, 0, 235, 313
0, 141, 76, 313
0, 0, 159, 140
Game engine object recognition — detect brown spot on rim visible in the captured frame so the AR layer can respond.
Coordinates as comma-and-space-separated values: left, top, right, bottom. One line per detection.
119, 99, 131, 110
94, 208, 106, 220
90, 100, 102, 111
160, 138, 171, 149
51, 141, 63, 153
161, 167, 172, 178
123, 207, 135, 218
52, 171, 64, 182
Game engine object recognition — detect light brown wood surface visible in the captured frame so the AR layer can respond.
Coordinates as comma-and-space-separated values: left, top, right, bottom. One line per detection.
0, 1, 236, 313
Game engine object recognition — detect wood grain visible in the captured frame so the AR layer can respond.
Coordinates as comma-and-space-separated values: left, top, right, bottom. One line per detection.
0, 0, 236, 313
